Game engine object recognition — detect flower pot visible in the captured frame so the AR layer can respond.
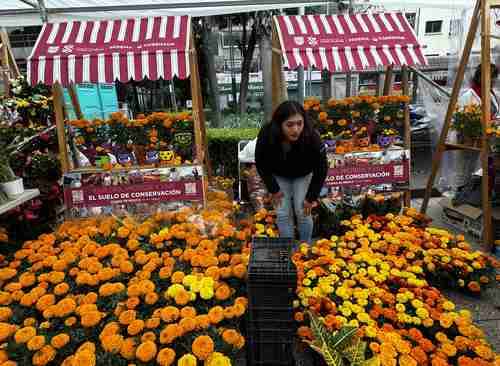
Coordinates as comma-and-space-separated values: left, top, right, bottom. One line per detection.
377, 135, 395, 148
1, 178, 24, 198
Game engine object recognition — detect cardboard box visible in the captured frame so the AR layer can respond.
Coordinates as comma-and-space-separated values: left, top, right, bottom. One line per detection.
440, 198, 500, 240
439, 198, 482, 238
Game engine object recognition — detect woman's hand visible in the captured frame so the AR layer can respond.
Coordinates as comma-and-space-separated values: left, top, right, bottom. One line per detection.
271, 192, 284, 207
303, 200, 316, 216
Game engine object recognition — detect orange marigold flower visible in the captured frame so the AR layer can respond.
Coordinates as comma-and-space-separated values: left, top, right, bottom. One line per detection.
27, 335, 46, 351
160, 324, 181, 344
179, 317, 197, 333
192, 335, 214, 361
232, 264, 247, 278
474, 345, 495, 360
208, 306, 224, 324
215, 284, 231, 301
157, 347, 176, 366
180, 307, 197, 318
50, 333, 70, 349
141, 332, 157, 343
127, 319, 145, 336
126, 297, 141, 310
32, 345, 56, 366
81, 310, 103, 328
399, 354, 418, 366
297, 326, 313, 340
174, 289, 190, 306
222, 329, 240, 345
161, 306, 180, 323
119, 310, 137, 325
102, 334, 124, 354
195, 315, 211, 329
136, 340, 157, 362
145, 317, 161, 329
119, 337, 136, 360
15, 326, 36, 343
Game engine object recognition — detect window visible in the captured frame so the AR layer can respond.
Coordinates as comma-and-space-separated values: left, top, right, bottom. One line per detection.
425, 20, 443, 34
405, 13, 416, 29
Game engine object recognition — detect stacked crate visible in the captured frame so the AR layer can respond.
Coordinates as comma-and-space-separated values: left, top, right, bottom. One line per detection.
247, 238, 297, 366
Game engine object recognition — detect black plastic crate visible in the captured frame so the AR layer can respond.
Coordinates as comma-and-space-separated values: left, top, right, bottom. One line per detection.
247, 325, 295, 344
247, 318, 297, 332
248, 284, 295, 308
247, 338, 294, 366
247, 306, 294, 323
248, 237, 297, 285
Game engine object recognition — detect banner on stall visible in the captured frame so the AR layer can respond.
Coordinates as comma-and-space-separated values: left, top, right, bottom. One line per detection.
63, 165, 204, 217
325, 148, 410, 188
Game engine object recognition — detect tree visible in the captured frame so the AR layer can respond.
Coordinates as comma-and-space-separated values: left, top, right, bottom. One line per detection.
193, 17, 222, 127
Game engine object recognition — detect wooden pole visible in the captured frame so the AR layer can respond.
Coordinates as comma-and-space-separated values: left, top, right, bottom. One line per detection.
1, 43, 9, 97
402, 66, 411, 207
52, 83, 70, 173
189, 33, 211, 181
0, 30, 20, 78
421, 0, 481, 213
383, 65, 394, 96
69, 83, 83, 119
481, 0, 492, 251
272, 25, 286, 112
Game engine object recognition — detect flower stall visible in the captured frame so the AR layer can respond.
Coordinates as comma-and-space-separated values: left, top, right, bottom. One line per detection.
271, 13, 427, 225
27, 16, 209, 217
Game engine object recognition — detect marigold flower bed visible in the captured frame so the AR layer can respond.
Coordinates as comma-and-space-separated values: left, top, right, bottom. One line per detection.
291, 208, 500, 366
0, 192, 251, 365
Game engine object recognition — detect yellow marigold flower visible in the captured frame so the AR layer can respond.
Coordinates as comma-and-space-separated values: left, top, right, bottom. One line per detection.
177, 353, 197, 366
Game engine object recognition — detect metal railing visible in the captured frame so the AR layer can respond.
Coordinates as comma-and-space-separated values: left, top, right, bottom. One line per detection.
9, 32, 39, 48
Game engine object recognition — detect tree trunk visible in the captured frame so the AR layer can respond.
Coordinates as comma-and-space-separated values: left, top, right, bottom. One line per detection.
239, 25, 257, 116
260, 34, 273, 123
201, 17, 222, 127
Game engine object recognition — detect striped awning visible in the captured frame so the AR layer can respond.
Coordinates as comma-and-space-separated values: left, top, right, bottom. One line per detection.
27, 16, 191, 86
274, 13, 427, 72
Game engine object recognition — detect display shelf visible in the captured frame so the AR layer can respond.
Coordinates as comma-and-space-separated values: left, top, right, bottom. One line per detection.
0, 189, 40, 215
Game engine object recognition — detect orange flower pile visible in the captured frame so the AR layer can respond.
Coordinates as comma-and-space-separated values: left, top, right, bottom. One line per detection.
0, 191, 249, 365
290, 209, 500, 366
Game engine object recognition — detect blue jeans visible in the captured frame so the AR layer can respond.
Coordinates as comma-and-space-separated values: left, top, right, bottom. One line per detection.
273, 174, 313, 243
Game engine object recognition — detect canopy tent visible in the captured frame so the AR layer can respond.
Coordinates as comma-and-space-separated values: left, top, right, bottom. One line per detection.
27, 16, 191, 86
274, 13, 427, 72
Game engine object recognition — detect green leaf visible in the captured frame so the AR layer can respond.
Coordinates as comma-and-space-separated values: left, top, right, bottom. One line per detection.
328, 326, 358, 350
342, 338, 367, 366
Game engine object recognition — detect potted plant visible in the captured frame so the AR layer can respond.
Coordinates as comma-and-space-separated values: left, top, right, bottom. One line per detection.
377, 128, 399, 148
452, 103, 482, 146
0, 155, 24, 198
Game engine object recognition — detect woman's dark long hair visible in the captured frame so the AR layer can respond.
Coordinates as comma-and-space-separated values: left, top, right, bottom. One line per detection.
472, 64, 499, 86
268, 100, 315, 148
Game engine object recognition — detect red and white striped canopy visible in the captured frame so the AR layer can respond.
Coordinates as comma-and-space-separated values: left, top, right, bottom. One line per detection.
274, 13, 427, 72
28, 16, 191, 86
